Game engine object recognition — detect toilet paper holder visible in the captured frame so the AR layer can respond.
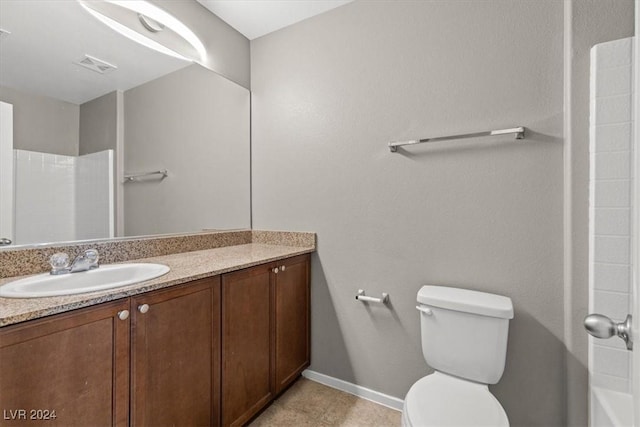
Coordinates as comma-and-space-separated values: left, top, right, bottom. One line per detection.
355, 289, 389, 304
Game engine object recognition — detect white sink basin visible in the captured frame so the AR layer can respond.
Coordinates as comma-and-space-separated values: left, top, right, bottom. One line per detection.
0, 263, 170, 298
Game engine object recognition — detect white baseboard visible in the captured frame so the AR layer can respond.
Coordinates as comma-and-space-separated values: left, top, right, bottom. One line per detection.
302, 369, 404, 411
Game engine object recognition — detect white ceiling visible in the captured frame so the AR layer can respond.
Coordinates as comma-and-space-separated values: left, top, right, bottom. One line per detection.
0, 0, 354, 105
196, 0, 354, 40
0, 1, 190, 105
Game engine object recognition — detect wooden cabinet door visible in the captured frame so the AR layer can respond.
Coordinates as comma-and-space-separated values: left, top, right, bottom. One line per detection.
221, 265, 272, 427
0, 300, 130, 427
273, 254, 310, 395
130, 277, 220, 427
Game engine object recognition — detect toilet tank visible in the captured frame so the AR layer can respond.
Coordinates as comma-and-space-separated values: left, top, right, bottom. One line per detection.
417, 286, 514, 385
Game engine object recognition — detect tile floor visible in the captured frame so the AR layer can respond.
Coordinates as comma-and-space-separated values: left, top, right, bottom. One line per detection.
249, 378, 401, 426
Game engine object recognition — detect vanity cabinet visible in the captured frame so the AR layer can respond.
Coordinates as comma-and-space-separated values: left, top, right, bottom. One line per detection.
221, 254, 310, 426
0, 300, 130, 427
0, 278, 220, 427
0, 253, 310, 427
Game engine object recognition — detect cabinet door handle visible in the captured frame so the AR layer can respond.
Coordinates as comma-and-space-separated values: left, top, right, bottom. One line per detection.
138, 304, 150, 314
118, 310, 130, 320
272, 267, 279, 274
281, 265, 286, 271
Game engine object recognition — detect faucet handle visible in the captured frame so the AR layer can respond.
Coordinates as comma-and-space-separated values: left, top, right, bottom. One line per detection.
84, 249, 99, 260
84, 249, 99, 268
49, 252, 70, 274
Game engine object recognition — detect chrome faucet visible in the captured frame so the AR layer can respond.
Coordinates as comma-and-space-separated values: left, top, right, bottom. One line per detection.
49, 249, 100, 275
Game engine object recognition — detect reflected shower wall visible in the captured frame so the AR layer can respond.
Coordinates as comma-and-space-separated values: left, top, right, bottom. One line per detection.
14, 149, 113, 245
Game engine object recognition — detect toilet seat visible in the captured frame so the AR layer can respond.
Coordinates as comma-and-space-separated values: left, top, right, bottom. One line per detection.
402, 372, 509, 427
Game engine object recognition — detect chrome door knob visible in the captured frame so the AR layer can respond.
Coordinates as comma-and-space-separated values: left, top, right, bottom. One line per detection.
584, 314, 616, 338
118, 310, 130, 321
138, 304, 150, 314
584, 313, 633, 350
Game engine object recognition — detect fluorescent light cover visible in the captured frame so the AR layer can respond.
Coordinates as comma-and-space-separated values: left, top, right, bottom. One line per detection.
80, 3, 189, 61
108, 1, 206, 60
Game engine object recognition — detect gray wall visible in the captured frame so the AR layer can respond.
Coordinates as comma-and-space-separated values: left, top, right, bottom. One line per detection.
564, 1, 634, 425
0, 85, 79, 156
79, 91, 118, 155
251, 1, 565, 425
124, 64, 250, 236
152, 0, 251, 89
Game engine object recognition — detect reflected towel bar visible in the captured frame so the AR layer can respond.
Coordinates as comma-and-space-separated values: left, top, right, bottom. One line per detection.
388, 126, 525, 152
124, 170, 168, 183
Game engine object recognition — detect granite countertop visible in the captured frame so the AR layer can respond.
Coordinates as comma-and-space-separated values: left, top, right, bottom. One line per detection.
0, 243, 314, 327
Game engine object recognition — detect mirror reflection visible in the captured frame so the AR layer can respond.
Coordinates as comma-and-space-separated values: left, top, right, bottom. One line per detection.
0, 0, 251, 248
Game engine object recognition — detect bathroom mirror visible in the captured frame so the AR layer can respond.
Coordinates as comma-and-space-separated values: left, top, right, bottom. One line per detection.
0, 0, 250, 247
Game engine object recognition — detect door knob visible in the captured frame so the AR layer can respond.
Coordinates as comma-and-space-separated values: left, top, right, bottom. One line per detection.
118, 310, 130, 320
584, 313, 633, 350
138, 304, 150, 314
0, 238, 11, 246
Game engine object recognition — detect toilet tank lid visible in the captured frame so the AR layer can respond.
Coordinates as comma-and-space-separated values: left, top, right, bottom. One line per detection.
417, 286, 514, 319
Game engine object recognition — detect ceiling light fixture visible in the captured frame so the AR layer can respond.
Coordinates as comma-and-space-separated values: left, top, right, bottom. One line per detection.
78, 0, 206, 63
0, 28, 11, 41
138, 14, 164, 33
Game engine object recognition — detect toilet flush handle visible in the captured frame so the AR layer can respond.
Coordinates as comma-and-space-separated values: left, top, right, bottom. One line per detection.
416, 306, 433, 316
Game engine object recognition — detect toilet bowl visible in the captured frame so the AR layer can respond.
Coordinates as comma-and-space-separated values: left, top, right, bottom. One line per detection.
402, 286, 513, 427
402, 372, 509, 427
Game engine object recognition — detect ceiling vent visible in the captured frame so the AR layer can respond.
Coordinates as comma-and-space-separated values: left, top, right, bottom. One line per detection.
75, 55, 117, 74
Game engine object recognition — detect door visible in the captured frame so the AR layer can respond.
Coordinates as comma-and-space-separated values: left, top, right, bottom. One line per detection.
0, 300, 130, 427
633, 5, 639, 422
274, 254, 310, 394
221, 264, 272, 427
586, 35, 637, 426
0, 101, 13, 247
130, 278, 220, 427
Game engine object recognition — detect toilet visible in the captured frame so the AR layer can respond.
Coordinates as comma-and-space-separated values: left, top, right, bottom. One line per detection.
402, 285, 514, 427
